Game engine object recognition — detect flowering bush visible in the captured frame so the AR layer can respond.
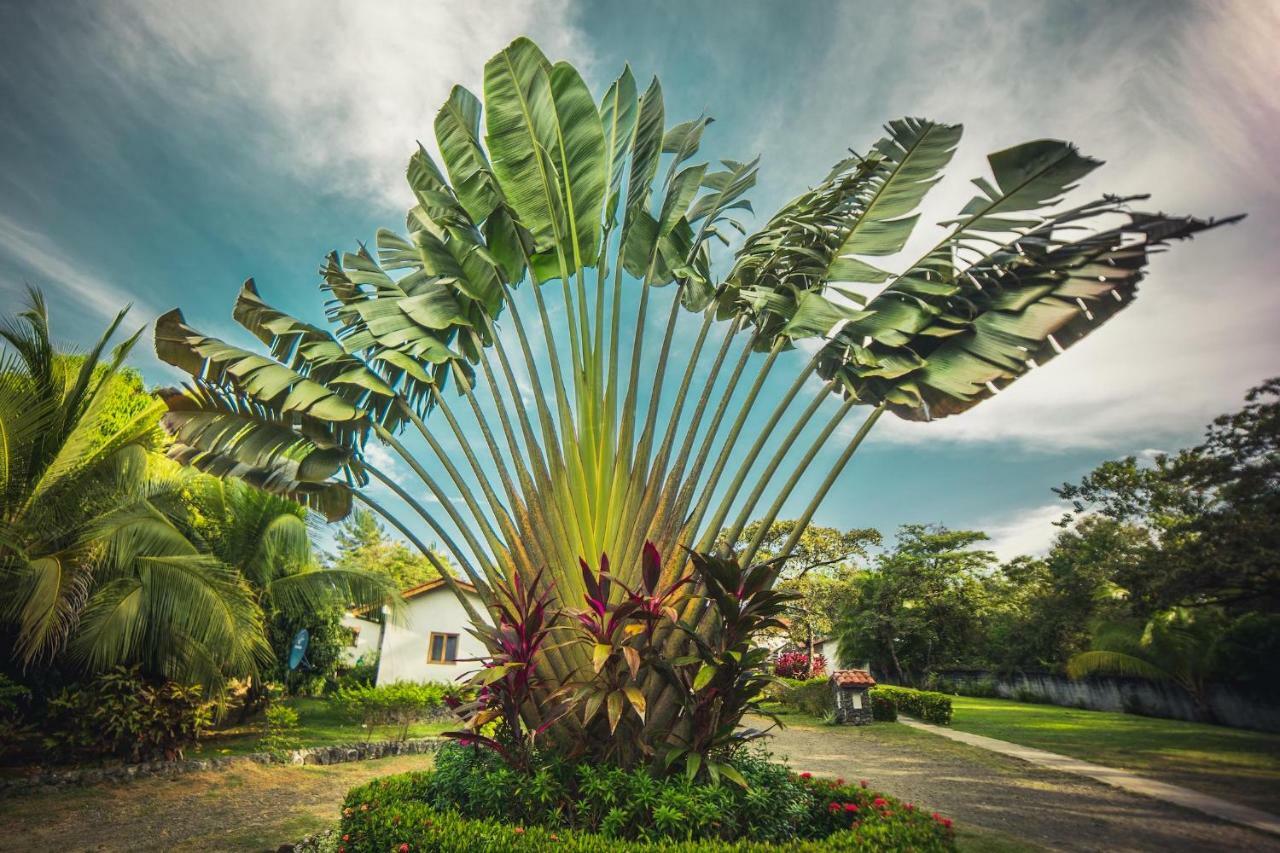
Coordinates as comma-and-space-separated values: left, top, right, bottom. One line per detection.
775, 652, 826, 679
333, 744, 955, 850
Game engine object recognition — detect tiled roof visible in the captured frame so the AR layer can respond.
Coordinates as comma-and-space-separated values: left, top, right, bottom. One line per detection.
830, 669, 876, 688
401, 577, 478, 600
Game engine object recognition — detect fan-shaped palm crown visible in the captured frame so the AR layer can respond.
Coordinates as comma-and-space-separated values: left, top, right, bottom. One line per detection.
154, 37, 1236, 691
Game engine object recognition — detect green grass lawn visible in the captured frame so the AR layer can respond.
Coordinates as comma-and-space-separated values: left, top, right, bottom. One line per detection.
197, 696, 454, 756
947, 695, 1280, 812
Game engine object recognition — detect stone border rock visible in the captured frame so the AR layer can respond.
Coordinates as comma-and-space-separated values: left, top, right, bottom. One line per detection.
0, 736, 446, 794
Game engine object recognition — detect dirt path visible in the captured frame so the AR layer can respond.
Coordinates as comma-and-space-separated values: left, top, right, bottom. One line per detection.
0, 753, 433, 852
756, 715, 1280, 852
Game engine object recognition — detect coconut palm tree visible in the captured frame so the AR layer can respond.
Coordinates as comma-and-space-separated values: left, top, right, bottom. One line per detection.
0, 290, 264, 689
1068, 608, 1225, 720
151, 38, 1237, 747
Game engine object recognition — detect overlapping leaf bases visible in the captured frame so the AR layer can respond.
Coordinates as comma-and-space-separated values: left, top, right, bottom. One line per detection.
154, 37, 1236, 746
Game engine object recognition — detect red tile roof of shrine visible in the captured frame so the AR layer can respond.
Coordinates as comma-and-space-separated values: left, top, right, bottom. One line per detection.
830, 669, 876, 688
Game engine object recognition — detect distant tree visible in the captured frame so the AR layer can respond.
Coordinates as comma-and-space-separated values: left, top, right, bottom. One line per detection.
834, 525, 994, 684
329, 508, 449, 591
731, 520, 880, 660
1056, 378, 1280, 612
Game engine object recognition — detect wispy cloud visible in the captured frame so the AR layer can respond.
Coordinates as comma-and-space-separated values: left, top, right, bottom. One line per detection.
980, 502, 1067, 563
93, 0, 588, 210
0, 211, 160, 325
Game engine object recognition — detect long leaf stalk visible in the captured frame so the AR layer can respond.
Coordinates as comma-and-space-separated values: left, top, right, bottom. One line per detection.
151, 37, 1233, 760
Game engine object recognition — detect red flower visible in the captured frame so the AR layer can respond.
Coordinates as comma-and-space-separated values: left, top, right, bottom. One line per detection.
836, 778, 845, 786
943, 818, 953, 829
399, 845, 410, 853
339, 848, 346, 853
342, 835, 349, 842
514, 827, 525, 835
905, 803, 914, 811
873, 797, 887, 807
828, 802, 841, 813
844, 803, 859, 813
800, 771, 812, 779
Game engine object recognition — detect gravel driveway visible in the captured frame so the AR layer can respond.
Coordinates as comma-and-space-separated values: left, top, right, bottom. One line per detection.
755, 715, 1280, 852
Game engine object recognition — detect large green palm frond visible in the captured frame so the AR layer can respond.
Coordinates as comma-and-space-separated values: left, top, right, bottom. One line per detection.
151, 37, 1237, 740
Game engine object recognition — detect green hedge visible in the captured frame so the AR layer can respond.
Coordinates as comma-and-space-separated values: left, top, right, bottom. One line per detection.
335, 760, 955, 852
777, 677, 833, 716
871, 686, 952, 725
869, 692, 897, 722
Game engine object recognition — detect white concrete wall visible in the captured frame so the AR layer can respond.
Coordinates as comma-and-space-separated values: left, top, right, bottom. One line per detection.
340, 613, 382, 666
375, 588, 488, 686
815, 637, 843, 669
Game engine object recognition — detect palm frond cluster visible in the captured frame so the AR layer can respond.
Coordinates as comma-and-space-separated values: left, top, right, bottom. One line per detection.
151, 39, 1234, 735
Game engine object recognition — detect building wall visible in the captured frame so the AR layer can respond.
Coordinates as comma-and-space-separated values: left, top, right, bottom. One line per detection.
376, 589, 488, 686
815, 637, 846, 669
340, 613, 382, 666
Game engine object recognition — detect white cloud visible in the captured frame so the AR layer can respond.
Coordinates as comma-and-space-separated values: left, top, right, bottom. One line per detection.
0, 211, 161, 326
96, 0, 587, 210
980, 503, 1067, 563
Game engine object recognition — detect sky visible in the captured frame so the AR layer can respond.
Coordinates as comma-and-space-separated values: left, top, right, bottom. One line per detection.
1, 0, 1276, 564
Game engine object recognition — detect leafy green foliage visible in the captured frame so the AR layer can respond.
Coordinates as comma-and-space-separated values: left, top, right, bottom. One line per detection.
869, 692, 898, 722
0, 292, 266, 690
775, 677, 834, 717
871, 685, 953, 725
266, 605, 347, 695
150, 36, 1233, 765
730, 521, 880, 653
42, 665, 213, 762
336, 746, 955, 850
1056, 377, 1280, 613
334, 681, 453, 742
329, 508, 446, 591
258, 702, 302, 756
834, 526, 995, 682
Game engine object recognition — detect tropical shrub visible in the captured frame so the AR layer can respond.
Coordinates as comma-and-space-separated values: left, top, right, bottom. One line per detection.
337, 655, 380, 690
777, 678, 834, 717
335, 681, 452, 742
258, 702, 303, 756
869, 692, 897, 722
0, 674, 37, 759
447, 545, 791, 780
775, 652, 825, 679
871, 686, 952, 725
152, 34, 1232, 774
335, 745, 954, 850
43, 665, 213, 762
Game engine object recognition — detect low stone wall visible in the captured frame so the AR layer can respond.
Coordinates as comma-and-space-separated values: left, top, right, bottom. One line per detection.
934, 669, 1280, 733
0, 736, 445, 795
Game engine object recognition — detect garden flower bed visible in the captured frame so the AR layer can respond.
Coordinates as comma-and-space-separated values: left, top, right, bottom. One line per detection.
322, 744, 955, 852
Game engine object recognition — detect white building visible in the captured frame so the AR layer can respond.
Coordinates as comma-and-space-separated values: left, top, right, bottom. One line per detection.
340, 611, 382, 666
349, 578, 489, 686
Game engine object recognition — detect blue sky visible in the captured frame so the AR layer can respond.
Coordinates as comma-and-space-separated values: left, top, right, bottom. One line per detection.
1, 0, 1276, 562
